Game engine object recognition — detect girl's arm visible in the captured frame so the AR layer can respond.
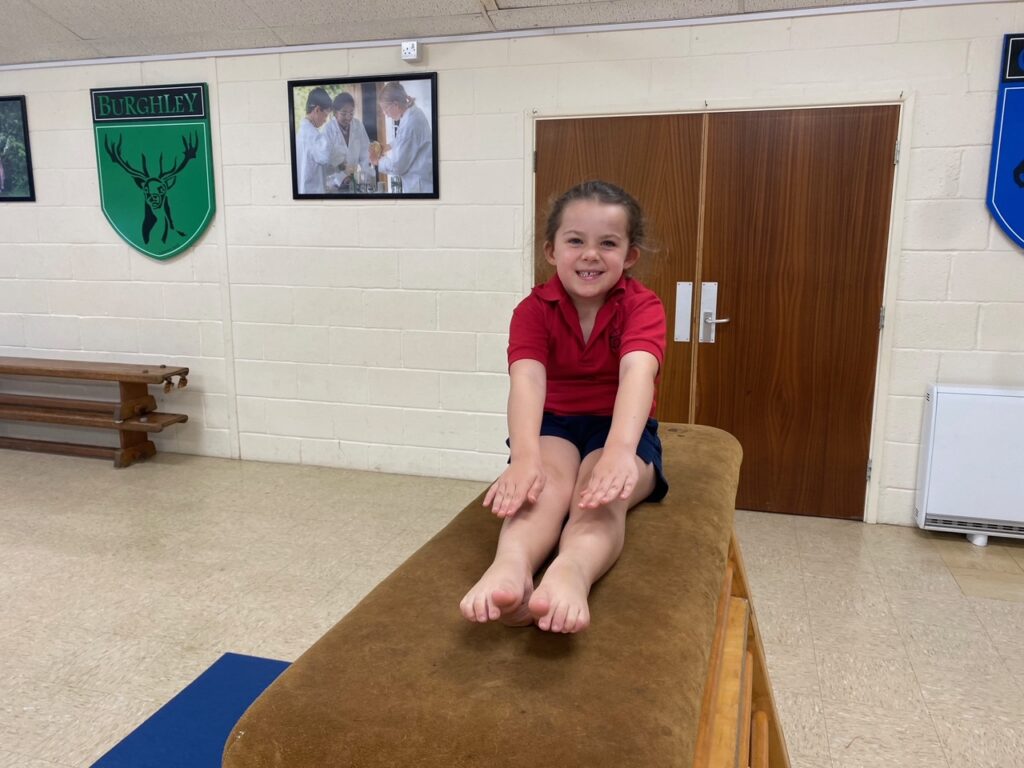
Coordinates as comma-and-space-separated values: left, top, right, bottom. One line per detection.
578, 350, 659, 508
483, 358, 547, 518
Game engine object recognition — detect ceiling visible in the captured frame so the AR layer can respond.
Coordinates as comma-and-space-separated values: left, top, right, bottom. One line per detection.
0, 0, 914, 68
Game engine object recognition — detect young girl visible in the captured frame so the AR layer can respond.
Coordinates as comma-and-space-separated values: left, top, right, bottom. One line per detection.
460, 180, 668, 634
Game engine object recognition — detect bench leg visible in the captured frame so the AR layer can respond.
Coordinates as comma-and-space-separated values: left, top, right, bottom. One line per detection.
115, 430, 156, 468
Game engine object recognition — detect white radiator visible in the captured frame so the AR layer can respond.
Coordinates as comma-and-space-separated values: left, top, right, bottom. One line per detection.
915, 384, 1024, 546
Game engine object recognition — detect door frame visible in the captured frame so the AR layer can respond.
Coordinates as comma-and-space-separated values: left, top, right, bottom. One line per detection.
521, 92, 916, 523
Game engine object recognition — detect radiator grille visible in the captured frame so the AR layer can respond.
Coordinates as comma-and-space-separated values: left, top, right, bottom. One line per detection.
924, 516, 1024, 537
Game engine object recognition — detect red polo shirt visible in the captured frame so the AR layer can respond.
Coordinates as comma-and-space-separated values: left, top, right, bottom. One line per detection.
507, 274, 666, 417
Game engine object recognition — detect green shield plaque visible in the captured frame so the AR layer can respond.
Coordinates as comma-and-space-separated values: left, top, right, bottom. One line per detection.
91, 83, 216, 261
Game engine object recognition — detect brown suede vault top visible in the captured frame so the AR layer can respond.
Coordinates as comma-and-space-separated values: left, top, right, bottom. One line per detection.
222, 423, 742, 768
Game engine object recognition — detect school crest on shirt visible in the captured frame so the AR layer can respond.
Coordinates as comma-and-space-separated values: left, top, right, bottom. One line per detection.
988, 34, 1024, 250
91, 83, 216, 261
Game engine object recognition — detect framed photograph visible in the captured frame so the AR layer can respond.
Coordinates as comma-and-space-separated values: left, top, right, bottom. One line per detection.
287, 72, 438, 200
0, 96, 36, 202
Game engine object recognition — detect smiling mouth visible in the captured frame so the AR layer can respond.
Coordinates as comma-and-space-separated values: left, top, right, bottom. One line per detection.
577, 270, 603, 279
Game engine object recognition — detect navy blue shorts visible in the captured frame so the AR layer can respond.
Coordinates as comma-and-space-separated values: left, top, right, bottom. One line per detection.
510, 412, 669, 503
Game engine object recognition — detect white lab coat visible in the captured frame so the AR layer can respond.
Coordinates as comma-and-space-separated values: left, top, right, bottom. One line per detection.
296, 117, 331, 195
377, 104, 433, 194
324, 116, 372, 178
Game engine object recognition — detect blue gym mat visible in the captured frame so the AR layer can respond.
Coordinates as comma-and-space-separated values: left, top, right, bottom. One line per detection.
90, 652, 290, 768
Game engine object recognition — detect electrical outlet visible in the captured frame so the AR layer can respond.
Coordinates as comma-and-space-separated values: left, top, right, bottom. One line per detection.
400, 41, 419, 61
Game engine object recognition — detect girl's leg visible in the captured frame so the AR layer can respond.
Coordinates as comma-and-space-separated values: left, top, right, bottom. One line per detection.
460, 436, 581, 625
528, 448, 656, 633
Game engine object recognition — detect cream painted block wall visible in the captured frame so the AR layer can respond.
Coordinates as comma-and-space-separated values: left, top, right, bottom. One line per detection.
1, 2, 1023, 527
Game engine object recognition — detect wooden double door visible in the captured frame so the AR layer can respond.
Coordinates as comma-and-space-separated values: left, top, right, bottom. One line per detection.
535, 106, 900, 519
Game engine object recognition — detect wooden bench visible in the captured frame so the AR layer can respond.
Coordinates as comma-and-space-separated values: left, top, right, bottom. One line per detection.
0, 356, 189, 468
221, 424, 790, 768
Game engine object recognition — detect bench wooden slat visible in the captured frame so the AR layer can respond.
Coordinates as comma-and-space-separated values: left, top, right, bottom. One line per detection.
0, 393, 118, 415
0, 435, 116, 462
0, 403, 187, 432
710, 596, 750, 768
0, 356, 188, 384
751, 711, 770, 768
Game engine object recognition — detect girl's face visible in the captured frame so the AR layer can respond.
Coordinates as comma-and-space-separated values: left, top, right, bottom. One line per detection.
544, 199, 639, 310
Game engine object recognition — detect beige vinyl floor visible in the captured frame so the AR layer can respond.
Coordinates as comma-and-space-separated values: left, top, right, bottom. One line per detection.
2, 450, 1024, 768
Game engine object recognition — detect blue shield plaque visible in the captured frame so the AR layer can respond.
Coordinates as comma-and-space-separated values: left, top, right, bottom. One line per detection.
988, 34, 1024, 249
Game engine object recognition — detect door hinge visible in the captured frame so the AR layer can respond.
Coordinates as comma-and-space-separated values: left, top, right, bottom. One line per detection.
866, 459, 873, 483
879, 306, 886, 330
893, 141, 900, 165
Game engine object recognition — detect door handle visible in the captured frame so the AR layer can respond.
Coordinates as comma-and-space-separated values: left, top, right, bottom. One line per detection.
699, 282, 730, 343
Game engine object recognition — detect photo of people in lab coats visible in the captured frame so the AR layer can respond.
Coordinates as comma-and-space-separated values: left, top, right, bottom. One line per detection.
287, 74, 438, 199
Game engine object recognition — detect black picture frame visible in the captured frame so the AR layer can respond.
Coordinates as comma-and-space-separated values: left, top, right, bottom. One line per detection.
0, 95, 36, 202
287, 72, 439, 200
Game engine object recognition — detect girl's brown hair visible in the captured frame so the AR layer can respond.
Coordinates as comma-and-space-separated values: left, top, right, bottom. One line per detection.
543, 180, 650, 252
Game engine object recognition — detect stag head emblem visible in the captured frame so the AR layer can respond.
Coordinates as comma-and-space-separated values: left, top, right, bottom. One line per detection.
104, 132, 199, 244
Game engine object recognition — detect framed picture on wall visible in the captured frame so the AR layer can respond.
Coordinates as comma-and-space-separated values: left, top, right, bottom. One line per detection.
287, 72, 438, 200
0, 95, 36, 202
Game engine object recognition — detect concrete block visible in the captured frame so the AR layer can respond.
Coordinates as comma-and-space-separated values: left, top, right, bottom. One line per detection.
333, 403, 404, 444
69, 245, 133, 281
436, 206, 516, 249
200, 322, 225, 358
885, 395, 925, 444
266, 399, 336, 439
477, 333, 509, 373
230, 285, 293, 323
24, 316, 82, 351
356, 206, 435, 249
509, 27, 690, 67
472, 66, 558, 114
440, 372, 508, 413
875, 487, 916, 526
366, 442, 440, 477
898, 4, 1016, 42
912, 92, 997, 148
367, 368, 439, 408
219, 123, 287, 165
439, 291, 519, 333
300, 438, 369, 471
882, 440, 920, 490
893, 301, 978, 350
217, 54, 281, 83
440, 449, 505, 482
234, 360, 298, 399
938, 350, 1024, 387
240, 433, 301, 463
134, 319, 202, 356
262, 324, 330, 364
329, 327, 402, 367
401, 331, 477, 371
897, 252, 951, 301
439, 114, 524, 161
235, 396, 267, 433
902, 200, 990, 251
441, 160, 523, 206
790, 10, 899, 49
399, 251, 478, 291
888, 349, 941, 397
162, 284, 222, 320
79, 317, 139, 353
906, 148, 961, 200
949, 251, 1024, 302
360, 290, 437, 331
402, 409, 477, 450
979, 304, 1024, 352
292, 287, 365, 327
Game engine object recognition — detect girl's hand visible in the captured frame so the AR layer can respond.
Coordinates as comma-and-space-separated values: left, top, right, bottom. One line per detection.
483, 458, 546, 519
578, 446, 638, 508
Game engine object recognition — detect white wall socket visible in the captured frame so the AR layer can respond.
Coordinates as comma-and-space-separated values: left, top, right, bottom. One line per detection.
400, 41, 420, 61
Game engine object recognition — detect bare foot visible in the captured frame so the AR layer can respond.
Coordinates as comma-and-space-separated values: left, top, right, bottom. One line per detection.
528, 558, 591, 633
460, 559, 534, 626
